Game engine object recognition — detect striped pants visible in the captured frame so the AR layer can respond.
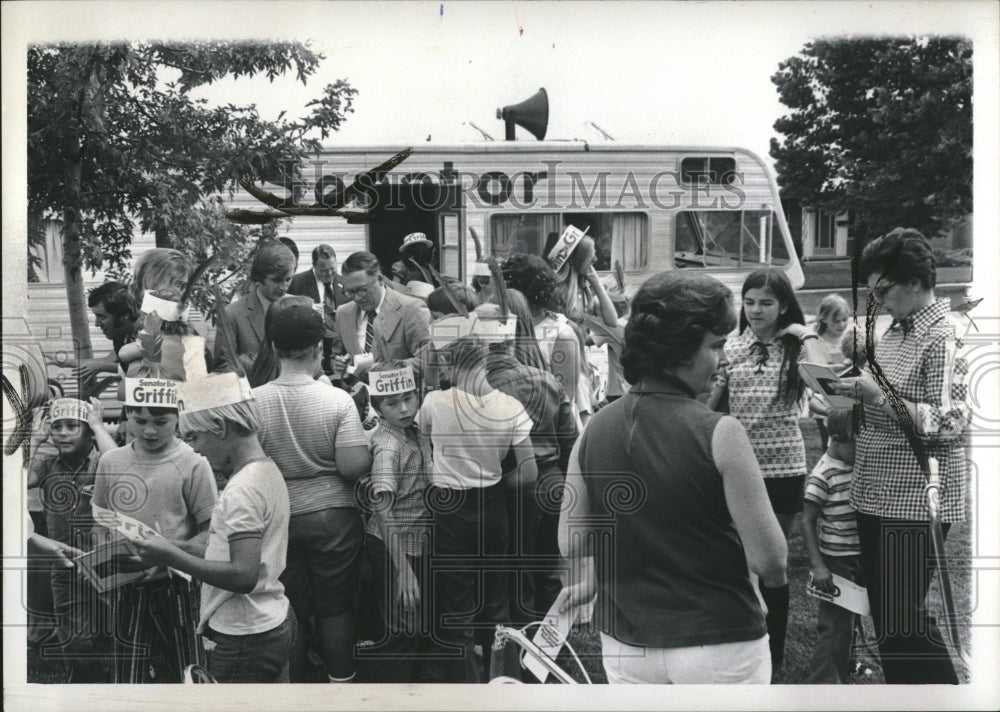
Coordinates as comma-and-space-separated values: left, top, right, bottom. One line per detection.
111, 576, 204, 683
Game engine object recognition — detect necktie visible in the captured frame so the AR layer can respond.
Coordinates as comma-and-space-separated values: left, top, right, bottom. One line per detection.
364, 309, 377, 353
324, 282, 336, 311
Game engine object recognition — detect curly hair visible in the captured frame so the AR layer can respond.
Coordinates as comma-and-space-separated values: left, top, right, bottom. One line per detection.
501, 253, 557, 311
859, 227, 937, 290
621, 272, 736, 384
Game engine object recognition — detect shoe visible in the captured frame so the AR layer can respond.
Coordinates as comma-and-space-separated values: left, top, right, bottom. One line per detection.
851, 660, 875, 677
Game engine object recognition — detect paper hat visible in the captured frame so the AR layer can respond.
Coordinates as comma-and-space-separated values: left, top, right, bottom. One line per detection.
546, 225, 590, 272
429, 313, 479, 349
370, 366, 417, 396
124, 377, 179, 408
473, 304, 518, 341
141, 291, 190, 322
400, 232, 433, 253
406, 280, 435, 300
49, 398, 91, 423
471, 262, 493, 278
176, 373, 254, 415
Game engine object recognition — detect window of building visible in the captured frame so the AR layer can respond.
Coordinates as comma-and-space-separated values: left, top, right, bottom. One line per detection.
28, 219, 65, 283
680, 157, 738, 185
489, 212, 648, 270
674, 209, 788, 268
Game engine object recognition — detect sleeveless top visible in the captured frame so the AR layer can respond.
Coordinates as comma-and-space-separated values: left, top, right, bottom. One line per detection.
534, 311, 592, 419
577, 375, 766, 648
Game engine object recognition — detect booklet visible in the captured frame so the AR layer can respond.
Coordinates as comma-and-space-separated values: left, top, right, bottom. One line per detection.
806, 572, 872, 616
799, 362, 856, 409
74, 540, 156, 594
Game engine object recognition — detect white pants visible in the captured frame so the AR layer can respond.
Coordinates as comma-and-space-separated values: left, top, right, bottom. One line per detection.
600, 632, 771, 684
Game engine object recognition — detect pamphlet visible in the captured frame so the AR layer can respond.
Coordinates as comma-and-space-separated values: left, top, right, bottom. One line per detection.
799, 362, 856, 409
806, 572, 872, 616
522, 588, 576, 683
74, 540, 155, 594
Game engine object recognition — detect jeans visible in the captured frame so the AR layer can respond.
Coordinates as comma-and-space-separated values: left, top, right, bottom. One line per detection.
857, 514, 959, 684
807, 554, 862, 684
206, 608, 297, 683
429, 484, 511, 683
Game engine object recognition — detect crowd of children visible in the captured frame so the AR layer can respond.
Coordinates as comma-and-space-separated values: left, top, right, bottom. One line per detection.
23, 225, 963, 686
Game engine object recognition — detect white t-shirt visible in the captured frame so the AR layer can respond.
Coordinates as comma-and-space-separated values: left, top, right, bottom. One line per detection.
198, 458, 290, 635
417, 387, 533, 490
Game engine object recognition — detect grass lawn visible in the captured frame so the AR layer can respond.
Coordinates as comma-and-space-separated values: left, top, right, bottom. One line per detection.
27, 419, 971, 685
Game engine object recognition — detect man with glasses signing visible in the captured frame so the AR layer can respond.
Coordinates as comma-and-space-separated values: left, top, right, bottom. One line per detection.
333, 252, 431, 378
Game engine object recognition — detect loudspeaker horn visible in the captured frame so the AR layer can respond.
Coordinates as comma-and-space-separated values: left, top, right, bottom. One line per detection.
496, 88, 548, 141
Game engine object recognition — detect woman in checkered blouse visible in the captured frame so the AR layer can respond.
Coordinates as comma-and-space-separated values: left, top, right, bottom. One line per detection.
707, 268, 825, 672
832, 228, 968, 684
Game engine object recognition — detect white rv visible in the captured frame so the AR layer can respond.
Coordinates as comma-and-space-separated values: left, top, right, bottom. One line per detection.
26, 141, 802, 398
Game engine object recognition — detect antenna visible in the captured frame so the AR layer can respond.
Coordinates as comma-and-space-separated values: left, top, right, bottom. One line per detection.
586, 121, 615, 141
465, 121, 495, 141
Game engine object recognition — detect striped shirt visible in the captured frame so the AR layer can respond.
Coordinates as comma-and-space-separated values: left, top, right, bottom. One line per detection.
725, 329, 806, 479
363, 420, 433, 556
253, 372, 368, 516
804, 454, 859, 556
851, 299, 970, 522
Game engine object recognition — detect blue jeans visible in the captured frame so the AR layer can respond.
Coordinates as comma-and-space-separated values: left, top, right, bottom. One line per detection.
207, 608, 297, 683
807, 554, 862, 684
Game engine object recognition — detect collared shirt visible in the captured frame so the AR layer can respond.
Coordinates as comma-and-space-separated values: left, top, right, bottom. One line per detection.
30, 447, 100, 536
363, 420, 433, 555
851, 299, 970, 522
355, 290, 386, 354
724, 329, 807, 479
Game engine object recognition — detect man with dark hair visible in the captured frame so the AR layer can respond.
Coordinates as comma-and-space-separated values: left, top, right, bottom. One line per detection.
216, 241, 296, 373
63, 281, 139, 381
288, 244, 348, 365
333, 252, 430, 377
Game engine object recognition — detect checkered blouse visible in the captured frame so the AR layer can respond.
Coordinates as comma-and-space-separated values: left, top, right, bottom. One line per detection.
851, 299, 970, 523
725, 329, 807, 479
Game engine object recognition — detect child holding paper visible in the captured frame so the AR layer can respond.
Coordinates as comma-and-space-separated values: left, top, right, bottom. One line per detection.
801, 407, 864, 683
130, 373, 295, 683
91, 375, 218, 683
26, 397, 116, 682
361, 361, 433, 683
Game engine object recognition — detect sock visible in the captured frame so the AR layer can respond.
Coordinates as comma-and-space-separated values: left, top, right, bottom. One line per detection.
759, 581, 790, 667
328, 672, 356, 683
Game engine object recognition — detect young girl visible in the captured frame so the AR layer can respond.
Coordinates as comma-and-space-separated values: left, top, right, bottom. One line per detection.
809, 294, 852, 448
707, 268, 824, 674
812, 294, 851, 367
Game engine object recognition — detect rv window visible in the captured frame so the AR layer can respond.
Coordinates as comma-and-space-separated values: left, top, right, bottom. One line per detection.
674, 210, 788, 268
680, 157, 738, 185
490, 212, 648, 270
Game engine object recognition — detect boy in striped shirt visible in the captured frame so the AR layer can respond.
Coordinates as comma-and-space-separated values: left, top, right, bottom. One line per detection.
802, 407, 863, 683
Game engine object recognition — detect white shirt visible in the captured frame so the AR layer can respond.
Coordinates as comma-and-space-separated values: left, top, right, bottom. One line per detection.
355, 291, 386, 354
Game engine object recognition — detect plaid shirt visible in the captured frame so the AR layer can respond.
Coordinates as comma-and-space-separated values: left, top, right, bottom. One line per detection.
363, 419, 433, 555
851, 299, 970, 522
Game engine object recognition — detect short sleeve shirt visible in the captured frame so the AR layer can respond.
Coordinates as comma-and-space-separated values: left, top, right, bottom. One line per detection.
804, 454, 859, 556
724, 329, 806, 479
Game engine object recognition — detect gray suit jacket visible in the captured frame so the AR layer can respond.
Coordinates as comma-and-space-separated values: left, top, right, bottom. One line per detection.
334, 287, 431, 369
215, 287, 267, 372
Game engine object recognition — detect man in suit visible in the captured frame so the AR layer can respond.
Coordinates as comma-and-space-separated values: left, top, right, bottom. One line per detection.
288, 244, 348, 366
215, 241, 296, 373
333, 252, 431, 377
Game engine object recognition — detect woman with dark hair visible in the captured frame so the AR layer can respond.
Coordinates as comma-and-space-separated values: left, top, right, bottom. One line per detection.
502, 254, 590, 425
559, 270, 786, 684
830, 227, 969, 684
706, 267, 824, 672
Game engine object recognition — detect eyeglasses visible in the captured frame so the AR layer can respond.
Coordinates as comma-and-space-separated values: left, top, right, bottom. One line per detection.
342, 276, 380, 298
871, 281, 897, 299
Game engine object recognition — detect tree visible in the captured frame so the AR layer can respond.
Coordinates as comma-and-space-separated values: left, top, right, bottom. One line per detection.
769, 38, 972, 247
28, 41, 357, 358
